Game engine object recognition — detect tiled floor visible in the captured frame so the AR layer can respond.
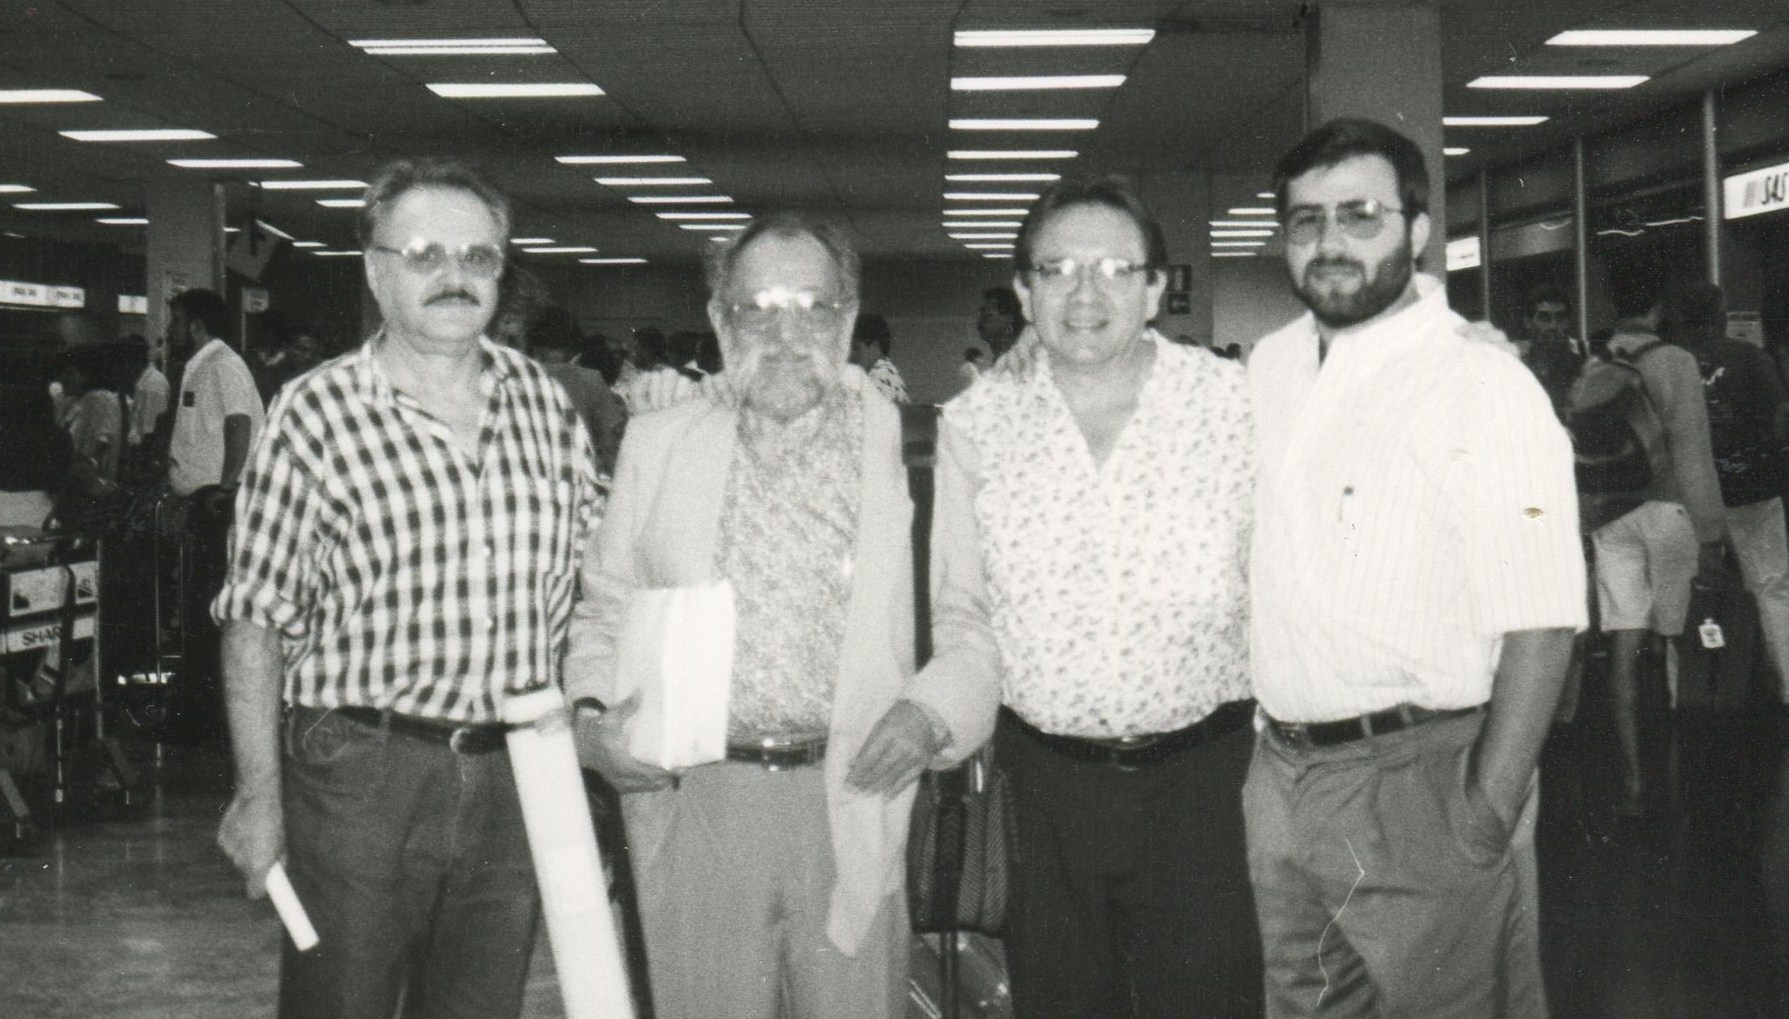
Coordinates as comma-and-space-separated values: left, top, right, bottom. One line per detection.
2, 701, 1785, 1019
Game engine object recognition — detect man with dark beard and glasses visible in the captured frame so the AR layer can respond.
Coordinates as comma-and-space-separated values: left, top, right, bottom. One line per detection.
1243, 119, 1586, 1018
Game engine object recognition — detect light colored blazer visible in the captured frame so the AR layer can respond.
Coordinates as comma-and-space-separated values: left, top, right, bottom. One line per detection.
561, 373, 977, 954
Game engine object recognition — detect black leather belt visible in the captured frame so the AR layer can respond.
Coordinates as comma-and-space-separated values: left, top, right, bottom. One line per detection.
1266, 704, 1482, 750
1003, 700, 1254, 769
331, 705, 511, 755
726, 737, 828, 770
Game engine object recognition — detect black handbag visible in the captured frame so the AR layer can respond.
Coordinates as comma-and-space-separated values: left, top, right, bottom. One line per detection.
907, 747, 1012, 937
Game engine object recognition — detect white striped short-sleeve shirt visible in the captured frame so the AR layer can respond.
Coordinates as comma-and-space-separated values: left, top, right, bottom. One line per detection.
1249, 276, 1587, 723
214, 337, 600, 723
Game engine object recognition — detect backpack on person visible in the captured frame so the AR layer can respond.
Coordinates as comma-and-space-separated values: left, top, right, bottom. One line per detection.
1689, 346, 1789, 507
1567, 340, 1665, 531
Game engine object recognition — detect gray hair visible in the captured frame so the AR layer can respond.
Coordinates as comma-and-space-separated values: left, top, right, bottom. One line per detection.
704, 212, 861, 304
357, 158, 512, 247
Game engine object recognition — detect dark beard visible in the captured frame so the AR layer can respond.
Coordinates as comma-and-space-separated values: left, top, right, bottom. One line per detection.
1290, 240, 1414, 330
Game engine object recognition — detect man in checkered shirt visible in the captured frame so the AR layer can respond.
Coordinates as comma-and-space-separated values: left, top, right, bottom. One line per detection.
213, 158, 600, 1019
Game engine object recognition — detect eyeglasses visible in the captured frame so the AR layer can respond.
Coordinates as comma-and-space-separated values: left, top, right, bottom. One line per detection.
370, 241, 506, 278
1282, 199, 1406, 245
724, 288, 849, 331
1024, 256, 1151, 288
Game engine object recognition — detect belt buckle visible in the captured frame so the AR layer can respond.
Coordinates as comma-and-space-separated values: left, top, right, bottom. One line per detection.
448, 726, 480, 755
1111, 734, 1152, 772
1276, 722, 1314, 751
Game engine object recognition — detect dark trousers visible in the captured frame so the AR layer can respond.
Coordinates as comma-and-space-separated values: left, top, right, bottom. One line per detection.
169, 489, 231, 740
279, 707, 541, 1019
996, 707, 1264, 1019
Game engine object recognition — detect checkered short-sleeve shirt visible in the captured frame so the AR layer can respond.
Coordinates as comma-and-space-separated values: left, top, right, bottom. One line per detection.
214, 337, 601, 723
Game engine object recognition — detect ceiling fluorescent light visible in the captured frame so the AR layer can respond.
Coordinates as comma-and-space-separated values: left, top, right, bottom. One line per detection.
257, 179, 367, 190
61, 128, 215, 142
627, 195, 732, 204
1212, 229, 1274, 238
964, 242, 1015, 249
0, 184, 36, 194
951, 75, 1125, 91
944, 220, 1023, 229
1547, 29, 1756, 47
1256, 192, 1275, 199
255, 220, 294, 240
291, 241, 325, 248
579, 257, 648, 265
1469, 75, 1647, 90
312, 250, 362, 257
950, 119, 1099, 131
949, 232, 1019, 240
1227, 207, 1275, 216
1210, 220, 1278, 228
954, 28, 1154, 48
0, 89, 102, 104
678, 224, 747, 231
316, 198, 366, 208
521, 246, 597, 254
1443, 116, 1549, 127
96, 217, 149, 225
365, 46, 555, 56
352, 37, 547, 48
1212, 240, 1266, 247
1212, 251, 1257, 258
169, 158, 303, 169
945, 192, 1040, 201
1445, 147, 1471, 156
558, 154, 685, 165
14, 202, 119, 211
946, 173, 1061, 183
944, 208, 1029, 216
428, 83, 603, 99
509, 238, 554, 245
949, 150, 1078, 160
982, 252, 1014, 259
594, 177, 713, 186
657, 211, 751, 220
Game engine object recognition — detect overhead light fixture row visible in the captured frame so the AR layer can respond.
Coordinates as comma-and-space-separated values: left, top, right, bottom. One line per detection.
1468, 75, 1648, 90
949, 232, 1019, 240
15, 202, 120, 211
170, 158, 303, 169
1210, 220, 1278, 228
678, 224, 746, 231
352, 37, 555, 56
0, 184, 36, 194
1212, 240, 1266, 247
0, 89, 101, 104
316, 198, 366, 208
558, 154, 685, 165
657, 211, 750, 220
312, 250, 362, 257
595, 177, 713, 186
964, 242, 1014, 249
521, 246, 597, 254
1547, 29, 1756, 47
944, 208, 1029, 216
96, 217, 149, 225
1445, 147, 1471, 156
955, 28, 1155, 48
951, 75, 1125, 91
944, 192, 1039, 201
352, 37, 547, 48
579, 257, 648, 265
949, 150, 1078, 160
1443, 116, 1549, 127
950, 119, 1099, 131
510, 238, 554, 245
1212, 251, 1258, 258
291, 241, 326, 249
627, 195, 732, 204
946, 173, 1061, 183
944, 220, 1023, 229
1227, 207, 1275, 216
257, 179, 367, 190
62, 128, 215, 142
1212, 229, 1274, 238
428, 83, 602, 99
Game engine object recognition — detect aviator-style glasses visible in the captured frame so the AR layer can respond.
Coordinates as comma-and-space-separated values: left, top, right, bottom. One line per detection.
1282, 199, 1407, 245
1024, 256, 1151, 289
370, 241, 507, 278
724, 287, 849, 331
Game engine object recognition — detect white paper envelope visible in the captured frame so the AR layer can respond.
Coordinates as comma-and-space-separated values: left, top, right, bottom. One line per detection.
614, 580, 735, 771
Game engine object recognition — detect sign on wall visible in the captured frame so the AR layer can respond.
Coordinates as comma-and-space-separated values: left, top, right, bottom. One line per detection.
1724, 160, 1789, 221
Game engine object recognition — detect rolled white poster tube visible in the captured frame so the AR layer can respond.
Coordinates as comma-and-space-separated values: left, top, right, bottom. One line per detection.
504, 687, 635, 1019
264, 861, 319, 952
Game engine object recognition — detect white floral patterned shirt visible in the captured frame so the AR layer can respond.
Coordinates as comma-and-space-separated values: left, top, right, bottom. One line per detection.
925, 334, 1253, 738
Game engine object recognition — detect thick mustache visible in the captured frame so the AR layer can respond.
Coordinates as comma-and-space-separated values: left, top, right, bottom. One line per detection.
426, 290, 479, 306
1306, 257, 1362, 275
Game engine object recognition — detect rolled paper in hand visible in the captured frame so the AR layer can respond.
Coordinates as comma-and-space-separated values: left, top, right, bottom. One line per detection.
504, 687, 634, 1019
265, 861, 319, 951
